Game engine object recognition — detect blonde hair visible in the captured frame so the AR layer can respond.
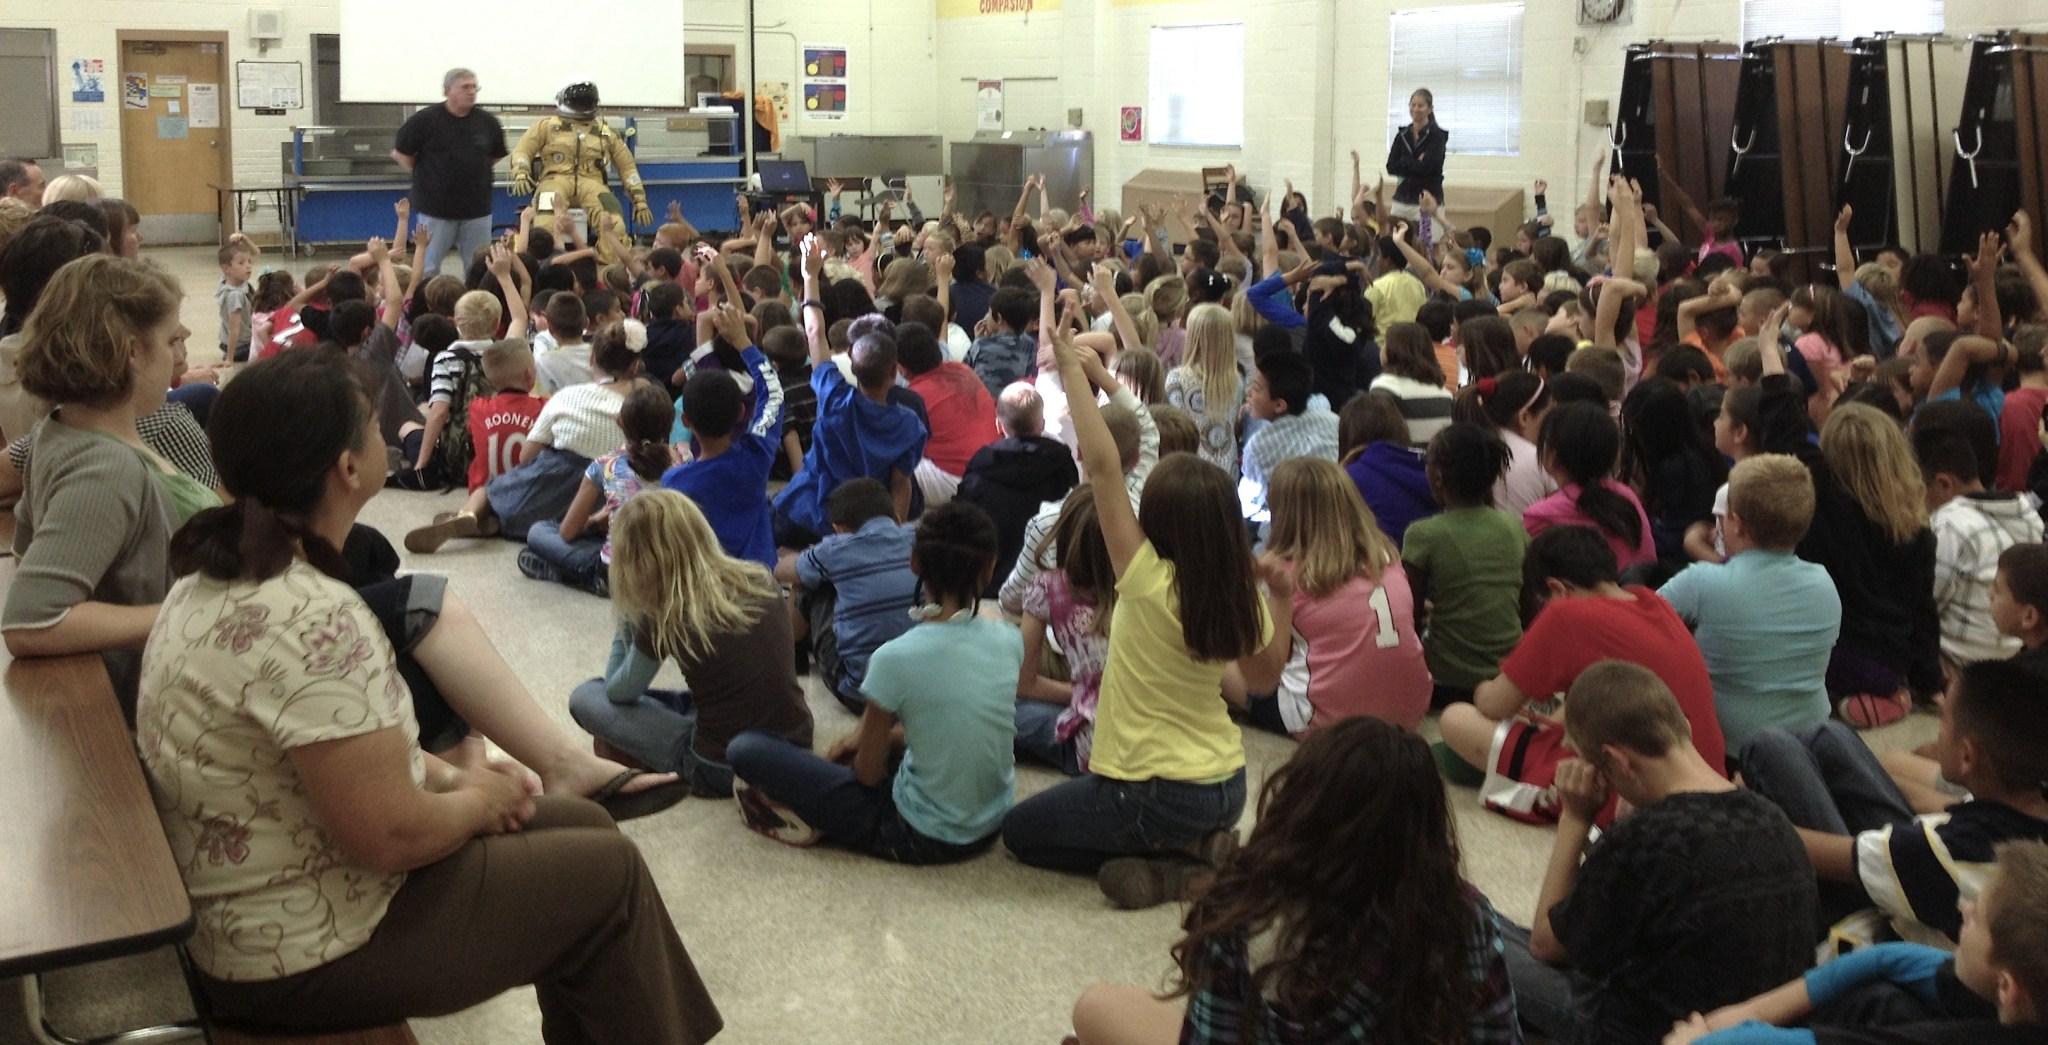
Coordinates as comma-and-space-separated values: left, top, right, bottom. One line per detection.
1230, 286, 1263, 338
1120, 293, 1159, 347
1854, 262, 1910, 331
1111, 346, 1166, 404
877, 258, 932, 302
1820, 402, 1927, 544
1264, 457, 1398, 598
610, 491, 782, 668
0, 197, 34, 253
453, 290, 502, 339
1181, 302, 1241, 423
482, 337, 535, 391
41, 173, 101, 205
1727, 453, 1815, 551
983, 245, 1016, 281
18, 255, 180, 407
1145, 274, 1188, 326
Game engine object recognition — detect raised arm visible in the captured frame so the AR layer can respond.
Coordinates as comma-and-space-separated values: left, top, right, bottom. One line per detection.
753, 211, 781, 272
1091, 264, 1145, 352
1655, 159, 1706, 235
1677, 276, 1742, 342
1833, 206, 1859, 290
1052, 325, 1143, 576
370, 237, 401, 331
1966, 229, 2004, 340
487, 244, 527, 339
797, 235, 829, 366
1392, 220, 1461, 297
1594, 277, 1646, 350
1928, 335, 2011, 401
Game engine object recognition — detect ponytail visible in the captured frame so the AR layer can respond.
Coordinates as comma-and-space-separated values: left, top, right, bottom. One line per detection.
171, 499, 350, 584
1539, 400, 1641, 548
617, 383, 677, 482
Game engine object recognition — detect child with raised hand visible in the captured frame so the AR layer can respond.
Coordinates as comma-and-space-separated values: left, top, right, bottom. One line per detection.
1660, 454, 1841, 750
1524, 400, 1657, 570
661, 302, 785, 569
1239, 457, 1431, 734
1402, 423, 1528, 711
1016, 485, 1114, 776
726, 501, 1022, 864
1002, 324, 1291, 909
569, 490, 813, 797
522, 384, 677, 596
1067, 718, 1520, 1045
1666, 838, 2048, 1045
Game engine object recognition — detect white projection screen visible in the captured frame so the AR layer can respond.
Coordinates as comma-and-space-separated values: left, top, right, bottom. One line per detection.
337, 0, 688, 106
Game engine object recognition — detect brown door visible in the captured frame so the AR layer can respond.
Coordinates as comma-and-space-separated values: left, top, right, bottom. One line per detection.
118, 35, 230, 245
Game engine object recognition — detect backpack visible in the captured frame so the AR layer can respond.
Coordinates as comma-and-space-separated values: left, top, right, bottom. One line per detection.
431, 345, 493, 489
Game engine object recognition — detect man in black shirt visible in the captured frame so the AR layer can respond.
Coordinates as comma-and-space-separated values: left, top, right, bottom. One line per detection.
392, 68, 507, 276
1498, 659, 1818, 1045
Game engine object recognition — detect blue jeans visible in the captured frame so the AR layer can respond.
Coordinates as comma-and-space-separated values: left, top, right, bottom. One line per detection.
420, 214, 493, 276
168, 382, 218, 428
1000, 768, 1246, 873
1498, 919, 1586, 1042
724, 731, 994, 865
526, 520, 607, 588
567, 680, 734, 797
1013, 701, 1083, 776
1738, 721, 1915, 929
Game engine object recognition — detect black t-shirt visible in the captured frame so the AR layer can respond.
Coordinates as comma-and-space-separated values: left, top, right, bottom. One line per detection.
392, 105, 507, 220
1551, 789, 1818, 1045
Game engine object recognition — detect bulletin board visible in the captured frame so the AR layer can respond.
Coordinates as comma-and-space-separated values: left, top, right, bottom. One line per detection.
235, 60, 302, 109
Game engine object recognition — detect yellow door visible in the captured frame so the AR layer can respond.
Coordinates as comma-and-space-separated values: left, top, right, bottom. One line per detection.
118, 35, 230, 245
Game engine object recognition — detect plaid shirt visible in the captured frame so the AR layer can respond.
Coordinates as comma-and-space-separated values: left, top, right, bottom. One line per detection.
1931, 493, 2044, 666
1181, 889, 1522, 1045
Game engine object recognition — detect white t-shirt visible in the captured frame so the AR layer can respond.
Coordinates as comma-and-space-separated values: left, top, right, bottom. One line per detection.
528, 381, 633, 460
534, 341, 594, 396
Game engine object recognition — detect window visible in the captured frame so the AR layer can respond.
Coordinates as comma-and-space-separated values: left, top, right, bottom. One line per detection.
1387, 3, 1525, 157
1741, 0, 1942, 42
1148, 23, 1243, 148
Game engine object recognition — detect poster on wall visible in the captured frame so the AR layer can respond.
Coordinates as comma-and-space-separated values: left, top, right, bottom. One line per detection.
757, 81, 791, 130
801, 43, 848, 123
122, 73, 148, 109
188, 83, 220, 128
977, 80, 1004, 132
1120, 106, 1143, 142
70, 58, 105, 103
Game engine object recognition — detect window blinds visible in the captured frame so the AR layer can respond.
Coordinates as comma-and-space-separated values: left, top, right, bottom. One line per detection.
1741, 0, 1943, 42
1388, 4, 1525, 157
1148, 23, 1245, 148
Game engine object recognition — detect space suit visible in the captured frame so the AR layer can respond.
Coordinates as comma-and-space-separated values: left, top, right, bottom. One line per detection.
510, 81, 653, 233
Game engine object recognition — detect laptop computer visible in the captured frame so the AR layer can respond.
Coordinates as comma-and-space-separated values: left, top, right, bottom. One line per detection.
759, 160, 810, 193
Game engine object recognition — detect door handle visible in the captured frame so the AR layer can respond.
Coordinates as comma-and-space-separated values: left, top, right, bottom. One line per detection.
208, 140, 219, 148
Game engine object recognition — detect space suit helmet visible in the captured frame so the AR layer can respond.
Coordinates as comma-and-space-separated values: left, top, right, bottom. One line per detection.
556, 81, 599, 119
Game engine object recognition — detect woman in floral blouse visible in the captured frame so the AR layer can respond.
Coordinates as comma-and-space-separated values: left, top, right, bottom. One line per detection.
137, 352, 722, 1042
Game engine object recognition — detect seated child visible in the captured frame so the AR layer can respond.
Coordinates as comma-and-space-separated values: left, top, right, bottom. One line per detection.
412, 278, 527, 483
1400, 423, 1526, 709
661, 325, 784, 570
1524, 400, 1657, 570
570, 491, 814, 796
1067, 718, 1519, 1045
1660, 453, 1842, 750
763, 326, 815, 483
1672, 839, 2048, 1045
771, 310, 927, 550
1014, 486, 1111, 776
1914, 417, 2045, 668
1739, 659, 2048, 947
959, 382, 1080, 595
522, 384, 675, 596
1239, 351, 1340, 521
1237, 457, 1430, 734
1501, 660, 1814, 1045
728, 501, 1022, 864
533, 292, 592, 395
791, 479, 919, 714
899, 321, 999, 508
640, 280, 696, 399
465, 336, 544, 489
1438, 525, 1728, 824
964, 286, 1038, 398
1339, 390, 1439, 547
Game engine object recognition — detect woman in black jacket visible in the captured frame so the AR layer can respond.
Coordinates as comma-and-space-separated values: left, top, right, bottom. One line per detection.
1386, 88, 1448, 221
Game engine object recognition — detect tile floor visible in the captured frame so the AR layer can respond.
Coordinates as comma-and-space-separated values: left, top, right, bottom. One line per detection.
0, 246, 1942, 1045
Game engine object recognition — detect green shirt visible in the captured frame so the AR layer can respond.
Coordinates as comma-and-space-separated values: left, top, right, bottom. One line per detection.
1401, 506, 1528, 689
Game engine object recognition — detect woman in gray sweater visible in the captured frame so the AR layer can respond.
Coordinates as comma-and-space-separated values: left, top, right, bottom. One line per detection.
2, 254, 216, 711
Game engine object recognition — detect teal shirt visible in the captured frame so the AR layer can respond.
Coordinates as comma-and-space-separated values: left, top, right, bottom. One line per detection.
860, 615, 1023, 845
1659, 550, 1842, 749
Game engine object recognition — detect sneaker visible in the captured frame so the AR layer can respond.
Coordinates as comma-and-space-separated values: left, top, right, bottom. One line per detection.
1097, 855, 1215, 910
517, 549, 563, 584
1838, 692, 1911, 729
404, 510, 480, 553
581, 570, 611, 599
733, 780, 820, 847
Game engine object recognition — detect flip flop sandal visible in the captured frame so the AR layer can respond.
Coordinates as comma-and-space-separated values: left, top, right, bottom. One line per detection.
591, 769, 691, 822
